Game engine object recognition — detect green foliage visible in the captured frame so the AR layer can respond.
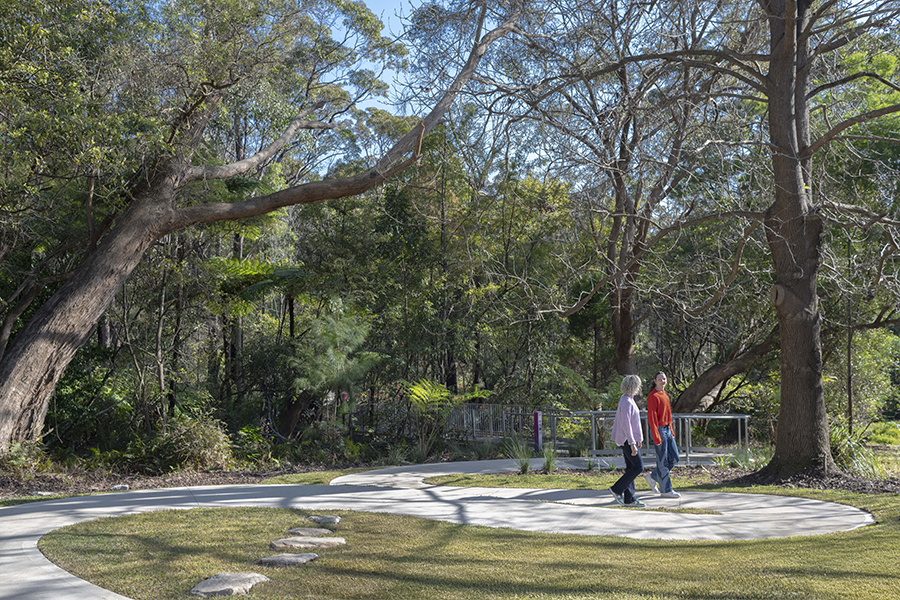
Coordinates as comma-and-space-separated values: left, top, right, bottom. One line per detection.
385, 440, 410, 465
542, 443, 557, 473
45, 346, 133, 454
232, 426, 277, 467
500, 436, 532, 474
823, 329, 900, 421
867, 421, 900, 446
0, 441, 50, 479
595, 380, 627, 411
342, 436, 367, 463
829, 417, 881, 478
568, 428, 593, 457
405, 379, 464, 460
472, 440, 496, 460
290, 299, 380, 420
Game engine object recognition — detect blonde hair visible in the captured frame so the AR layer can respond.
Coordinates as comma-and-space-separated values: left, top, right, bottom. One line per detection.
620, 374, 642, 396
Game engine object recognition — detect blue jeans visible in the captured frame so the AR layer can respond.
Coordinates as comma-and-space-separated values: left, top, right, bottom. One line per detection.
651, 425, 679, 493
612, 443, 644, 503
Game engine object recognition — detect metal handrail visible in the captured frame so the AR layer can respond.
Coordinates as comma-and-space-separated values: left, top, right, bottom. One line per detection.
446, 404, 750, 465
554, 410, 750, 466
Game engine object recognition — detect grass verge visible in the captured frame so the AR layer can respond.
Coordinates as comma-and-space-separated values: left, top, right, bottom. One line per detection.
38, 471, 900, 600
258, 467, 372, 485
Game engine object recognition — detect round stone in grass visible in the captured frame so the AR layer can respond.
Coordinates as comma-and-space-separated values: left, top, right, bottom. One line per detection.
270, 536, 346, 549
257, 553, 319, 567
286, 527, 333, 536
189, 572, 270, 597
308, 515, 341, 525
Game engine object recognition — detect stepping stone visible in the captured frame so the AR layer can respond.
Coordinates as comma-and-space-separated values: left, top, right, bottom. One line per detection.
270, 536, 346, 549
189, 573, 270, 597
308, 515, 341, 525
257, 553, 319, 567
287, 527, 332, 536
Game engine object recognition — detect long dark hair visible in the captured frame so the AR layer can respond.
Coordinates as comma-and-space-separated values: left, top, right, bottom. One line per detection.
652, 371, 666, 391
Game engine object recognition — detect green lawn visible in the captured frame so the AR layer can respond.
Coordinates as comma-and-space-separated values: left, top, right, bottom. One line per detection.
37, 466, 900, 600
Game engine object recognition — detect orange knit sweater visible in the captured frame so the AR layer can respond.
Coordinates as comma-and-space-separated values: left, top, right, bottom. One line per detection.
646, 388, 672, 446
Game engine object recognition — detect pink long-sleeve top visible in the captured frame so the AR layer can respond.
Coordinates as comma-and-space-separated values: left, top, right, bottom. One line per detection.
611, 394, 643, 447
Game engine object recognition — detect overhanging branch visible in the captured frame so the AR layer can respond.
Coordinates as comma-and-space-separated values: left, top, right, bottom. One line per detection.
167, 0, 524, 231
182, 100, 333, 183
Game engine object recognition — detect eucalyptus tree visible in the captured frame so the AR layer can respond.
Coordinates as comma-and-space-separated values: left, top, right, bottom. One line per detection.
0, 0, 525, 451
443, 1, 766, 382
471, 0, 900, 474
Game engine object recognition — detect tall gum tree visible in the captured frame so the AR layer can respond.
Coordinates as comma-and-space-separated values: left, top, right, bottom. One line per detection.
466, 1, 729, 375
756, 0, 900, 474
0, 0, 524, 451
486, 0, 900, 474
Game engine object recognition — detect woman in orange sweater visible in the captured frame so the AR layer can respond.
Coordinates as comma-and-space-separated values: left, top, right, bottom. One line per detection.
644, 371, 681, 498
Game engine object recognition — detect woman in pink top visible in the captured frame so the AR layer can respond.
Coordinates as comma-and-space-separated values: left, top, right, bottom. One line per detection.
609, 374, 645, 507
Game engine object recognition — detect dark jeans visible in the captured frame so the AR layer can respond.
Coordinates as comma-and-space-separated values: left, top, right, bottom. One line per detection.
611, 443, 644, 503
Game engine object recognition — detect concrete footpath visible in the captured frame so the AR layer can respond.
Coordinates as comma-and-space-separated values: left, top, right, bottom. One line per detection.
0, 459, 875, 600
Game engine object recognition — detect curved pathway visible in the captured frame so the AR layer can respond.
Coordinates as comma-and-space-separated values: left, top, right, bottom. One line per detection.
0, 459, 874, 600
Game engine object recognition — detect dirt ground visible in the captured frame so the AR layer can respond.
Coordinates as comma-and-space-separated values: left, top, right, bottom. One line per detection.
3, 462, 900, 501
0, 467, 299, 501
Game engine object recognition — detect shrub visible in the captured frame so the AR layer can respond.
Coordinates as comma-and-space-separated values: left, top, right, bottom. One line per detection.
830, 417, 881, 478
233, 426, 277, 467
543, 443, 557, 473
473, 440, 495, 460
0, 440, 50, 479
501, 436, 532, 474
152, 417, 233, 471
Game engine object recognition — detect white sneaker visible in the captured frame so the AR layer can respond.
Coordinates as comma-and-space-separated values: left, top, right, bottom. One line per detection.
660, 491, 680, 498
644, 473, 659, 494
609, 487, 626, 506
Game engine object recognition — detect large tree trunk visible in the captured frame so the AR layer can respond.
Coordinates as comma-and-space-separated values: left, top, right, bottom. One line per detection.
762, 0, 836, 475
611, 287, 636, 375
0, 177, 177, 444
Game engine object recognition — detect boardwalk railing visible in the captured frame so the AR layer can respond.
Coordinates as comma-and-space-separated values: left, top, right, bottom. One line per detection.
447, 404, 750, 465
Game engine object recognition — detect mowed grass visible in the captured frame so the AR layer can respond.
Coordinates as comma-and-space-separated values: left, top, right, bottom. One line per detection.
38, 466, 900, 600
259, 468, 373, 485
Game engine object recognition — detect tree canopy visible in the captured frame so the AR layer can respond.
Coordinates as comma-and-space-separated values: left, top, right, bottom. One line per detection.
2, 0, 900, 477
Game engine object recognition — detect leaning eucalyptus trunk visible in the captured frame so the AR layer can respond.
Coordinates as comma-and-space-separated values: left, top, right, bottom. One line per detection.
0, 168, 181, 444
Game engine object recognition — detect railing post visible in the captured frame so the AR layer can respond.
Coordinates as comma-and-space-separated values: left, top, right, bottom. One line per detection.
550, 413, 557, 450
686, 418, 693, 466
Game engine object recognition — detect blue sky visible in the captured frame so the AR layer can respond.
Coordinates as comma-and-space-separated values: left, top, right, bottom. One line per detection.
356, 1, 412, 111
364, 0, 407, 35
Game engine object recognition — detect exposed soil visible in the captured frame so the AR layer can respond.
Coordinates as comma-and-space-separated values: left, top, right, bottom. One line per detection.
0, 465, 321, 501
735, 466, 900, 494
2, 463, 899, 501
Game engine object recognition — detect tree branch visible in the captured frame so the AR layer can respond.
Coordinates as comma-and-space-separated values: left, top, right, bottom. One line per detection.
183, 101, 334, 183
805, 103, 900, 157
168, 0, 524, 230
546, 210, 765, 318
808, 71, 900, 100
